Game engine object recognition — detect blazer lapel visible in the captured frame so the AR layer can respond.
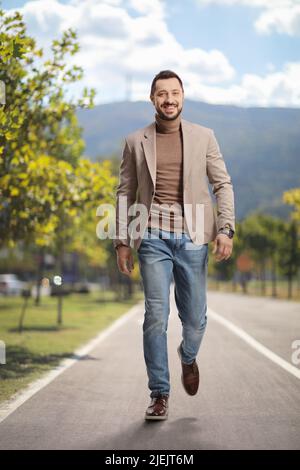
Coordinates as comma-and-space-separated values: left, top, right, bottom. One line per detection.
141, 118, 193, 190
181, 119, 193, 190
142, 122, 156, 188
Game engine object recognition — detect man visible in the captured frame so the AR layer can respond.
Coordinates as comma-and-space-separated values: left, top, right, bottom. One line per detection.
113, 70, 235, 421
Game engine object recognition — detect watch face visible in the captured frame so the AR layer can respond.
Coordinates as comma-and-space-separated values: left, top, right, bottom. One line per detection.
220, 228, 233, 238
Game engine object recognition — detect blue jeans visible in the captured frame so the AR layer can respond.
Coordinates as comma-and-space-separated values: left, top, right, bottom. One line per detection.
137, 227, 209, 398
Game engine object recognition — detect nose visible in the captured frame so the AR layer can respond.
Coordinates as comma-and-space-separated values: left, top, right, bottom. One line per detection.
164, 92, 175, 101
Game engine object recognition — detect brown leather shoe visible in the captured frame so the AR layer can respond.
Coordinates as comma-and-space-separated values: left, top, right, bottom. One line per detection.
145, 395, 169, 421
177, 345, 199, 396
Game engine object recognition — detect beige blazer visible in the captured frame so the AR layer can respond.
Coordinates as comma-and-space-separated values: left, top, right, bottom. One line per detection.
114, 118, 235, 251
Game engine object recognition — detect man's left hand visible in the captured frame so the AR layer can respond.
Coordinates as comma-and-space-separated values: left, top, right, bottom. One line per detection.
212, 233, 233, 262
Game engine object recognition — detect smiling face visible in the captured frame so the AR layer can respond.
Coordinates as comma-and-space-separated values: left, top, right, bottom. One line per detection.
150, 77, 184, 121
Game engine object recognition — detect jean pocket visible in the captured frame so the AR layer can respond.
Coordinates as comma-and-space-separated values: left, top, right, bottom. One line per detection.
185, 237, 208, 251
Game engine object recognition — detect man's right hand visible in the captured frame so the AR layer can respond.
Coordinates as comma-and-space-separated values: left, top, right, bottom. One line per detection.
116, 245, 134, 276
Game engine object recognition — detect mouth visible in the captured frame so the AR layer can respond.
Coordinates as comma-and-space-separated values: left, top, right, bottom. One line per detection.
163, 105, 177, 114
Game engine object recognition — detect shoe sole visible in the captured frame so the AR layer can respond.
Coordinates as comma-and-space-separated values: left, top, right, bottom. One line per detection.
145, 412, 168, 421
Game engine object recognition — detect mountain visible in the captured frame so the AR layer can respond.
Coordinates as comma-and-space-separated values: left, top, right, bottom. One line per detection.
77, 100, 300, 220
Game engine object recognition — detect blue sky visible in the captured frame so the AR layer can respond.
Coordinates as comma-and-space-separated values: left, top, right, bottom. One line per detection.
167, 1, 300, 76
2, 0, 300, 107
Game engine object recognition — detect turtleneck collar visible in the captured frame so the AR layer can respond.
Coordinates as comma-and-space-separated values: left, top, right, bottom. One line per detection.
155, 112, 182, 134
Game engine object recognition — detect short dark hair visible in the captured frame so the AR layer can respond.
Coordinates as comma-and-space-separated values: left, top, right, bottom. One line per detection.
150, 70, 184, 97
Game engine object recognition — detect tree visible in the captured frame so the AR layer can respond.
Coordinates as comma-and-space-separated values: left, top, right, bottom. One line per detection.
0, 9, 117, 323
0, 8, 95, 247
278, 220, 300, 299
283, 188, 300, 223
282, 189, 300, 298
240, 213, 268, 295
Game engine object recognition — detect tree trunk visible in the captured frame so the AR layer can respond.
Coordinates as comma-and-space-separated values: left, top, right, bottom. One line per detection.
56, 241, 64, 326
19, 295, 29, 333
35, 246, 45, 306
57, 294, 63, 325
271, 256, 277, 298
288, 274, 293, 299
124, 276, 133, 300
260, 260, 266, 296
240, 273, 248, 294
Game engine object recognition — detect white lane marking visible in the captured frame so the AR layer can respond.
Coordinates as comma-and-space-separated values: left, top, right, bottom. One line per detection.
0, 301, 143, 424
208, 308, 300, 380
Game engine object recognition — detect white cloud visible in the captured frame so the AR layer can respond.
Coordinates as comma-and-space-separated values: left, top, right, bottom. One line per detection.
197, 0, 300, 36
4, 0, 300, 107
5, 0, 235, 102
255, 4, 300, 35
127, 0, 165, 17
184, 61, 300, 107
198, 0, 295, 5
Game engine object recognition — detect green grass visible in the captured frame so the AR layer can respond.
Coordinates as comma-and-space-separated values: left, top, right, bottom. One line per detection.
0, 290, 143, 403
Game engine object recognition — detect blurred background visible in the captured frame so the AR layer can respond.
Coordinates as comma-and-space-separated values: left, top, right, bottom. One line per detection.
0, 0, 299, 402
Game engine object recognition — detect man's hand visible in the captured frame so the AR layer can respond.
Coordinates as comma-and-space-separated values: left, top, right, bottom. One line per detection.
116, 245, 134, 276
212, 233, 233, 262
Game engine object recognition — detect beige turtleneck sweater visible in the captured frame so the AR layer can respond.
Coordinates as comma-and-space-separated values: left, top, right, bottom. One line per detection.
147, 112, 185, 233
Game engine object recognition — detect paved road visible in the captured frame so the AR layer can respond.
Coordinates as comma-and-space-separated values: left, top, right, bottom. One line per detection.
0, 289, 299, 450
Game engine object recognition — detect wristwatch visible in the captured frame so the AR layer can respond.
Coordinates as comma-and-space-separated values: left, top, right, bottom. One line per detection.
218, 224, 235, 239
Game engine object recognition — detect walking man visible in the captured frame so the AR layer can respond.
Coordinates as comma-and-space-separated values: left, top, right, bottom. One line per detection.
114, 70, 235, 420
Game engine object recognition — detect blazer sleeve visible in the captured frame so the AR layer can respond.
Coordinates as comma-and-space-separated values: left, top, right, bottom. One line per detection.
206, 129, 235, 232
113, 138, 138, 249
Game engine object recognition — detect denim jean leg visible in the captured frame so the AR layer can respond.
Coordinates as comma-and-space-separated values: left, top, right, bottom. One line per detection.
138, 235, 174, 398
173, 236, 209, 364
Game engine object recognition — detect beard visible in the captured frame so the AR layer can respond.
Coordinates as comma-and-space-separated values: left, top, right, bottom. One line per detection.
156, 105, 183, 121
